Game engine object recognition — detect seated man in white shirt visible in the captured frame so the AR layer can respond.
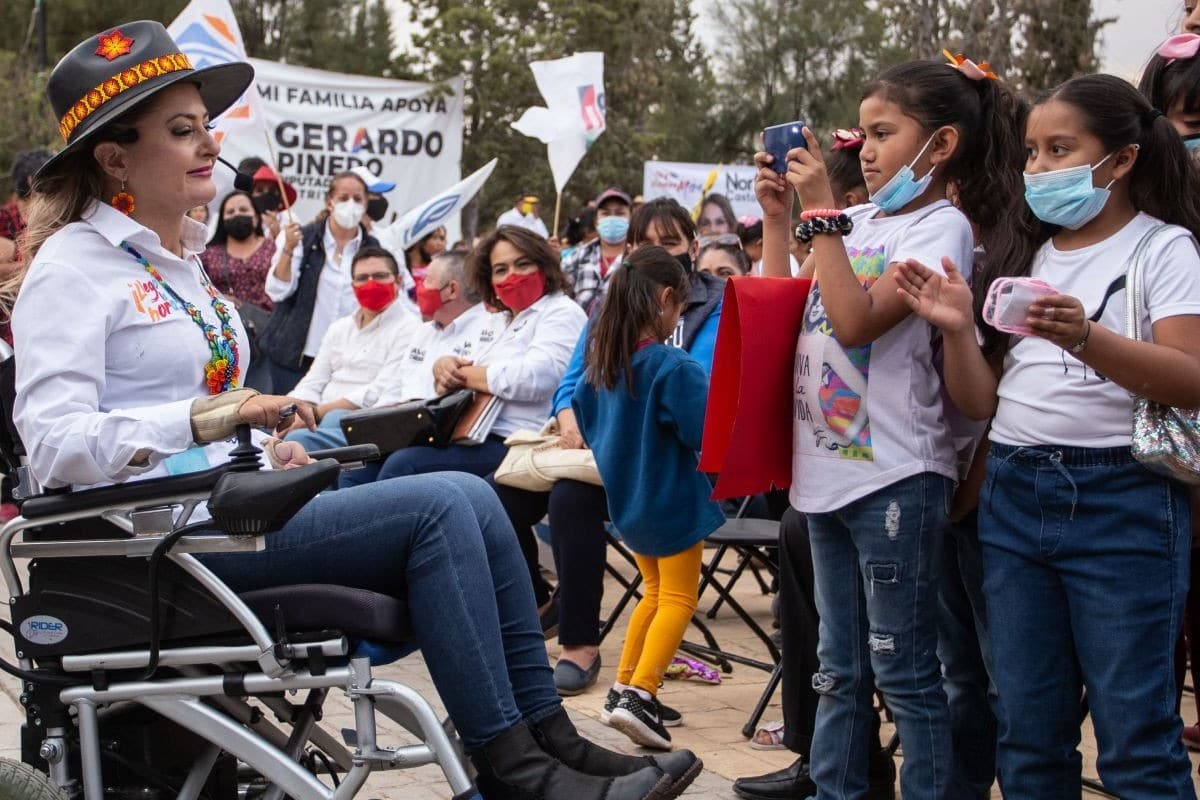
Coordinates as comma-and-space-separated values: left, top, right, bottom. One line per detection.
282, 246, 422, 452
374, 248, 504, 405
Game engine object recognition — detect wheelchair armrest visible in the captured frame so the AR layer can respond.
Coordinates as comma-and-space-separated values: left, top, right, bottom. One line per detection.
304, 444, 381, 465
19, 465, 229, 520
207, 459, 340, 535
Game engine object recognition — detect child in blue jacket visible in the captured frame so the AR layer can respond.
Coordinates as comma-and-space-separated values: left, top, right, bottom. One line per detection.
572, 246, 725, 750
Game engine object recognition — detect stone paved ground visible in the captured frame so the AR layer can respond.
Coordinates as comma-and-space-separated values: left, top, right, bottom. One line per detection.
1, 544, 1199, 798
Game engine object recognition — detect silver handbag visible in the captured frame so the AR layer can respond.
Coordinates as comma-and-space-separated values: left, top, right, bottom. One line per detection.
1126, 224, 1200, 485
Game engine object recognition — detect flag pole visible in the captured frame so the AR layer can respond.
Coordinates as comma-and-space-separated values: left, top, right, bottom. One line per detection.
552, 191, 563, 239
263, 131, 296, 223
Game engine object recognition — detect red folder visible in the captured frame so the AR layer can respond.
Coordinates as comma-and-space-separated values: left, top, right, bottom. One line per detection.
699, 276, 812, 500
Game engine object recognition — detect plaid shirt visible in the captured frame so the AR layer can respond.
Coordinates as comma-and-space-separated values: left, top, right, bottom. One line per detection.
0, 201, 22, 243
561, 239, 606, 313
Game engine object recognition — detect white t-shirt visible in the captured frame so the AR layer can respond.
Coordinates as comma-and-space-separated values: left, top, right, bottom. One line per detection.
991, 213, 1200, 449
288, 301, 423, 407
790, 200, 974, 513
374, 303, 505, 404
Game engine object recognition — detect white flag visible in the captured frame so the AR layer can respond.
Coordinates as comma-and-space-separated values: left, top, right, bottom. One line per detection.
167, 0, 264, 144
393, 159, 499, 249
511, 52, 606, 193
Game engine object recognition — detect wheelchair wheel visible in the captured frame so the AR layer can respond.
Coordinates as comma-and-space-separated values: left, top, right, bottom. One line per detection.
0, 758, 66, 799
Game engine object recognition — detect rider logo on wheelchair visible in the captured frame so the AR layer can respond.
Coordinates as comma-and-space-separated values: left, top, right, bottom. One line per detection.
18, 615, 69, 645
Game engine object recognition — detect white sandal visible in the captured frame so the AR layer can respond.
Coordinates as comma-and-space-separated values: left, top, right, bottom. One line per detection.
749, 719, 787, 751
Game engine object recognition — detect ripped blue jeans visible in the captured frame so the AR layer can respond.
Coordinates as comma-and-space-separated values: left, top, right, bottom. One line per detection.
807, 472, 953, 800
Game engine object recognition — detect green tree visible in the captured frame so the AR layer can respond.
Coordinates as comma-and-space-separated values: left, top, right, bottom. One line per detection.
409, 0, 719, 234
706, 0, 890, 162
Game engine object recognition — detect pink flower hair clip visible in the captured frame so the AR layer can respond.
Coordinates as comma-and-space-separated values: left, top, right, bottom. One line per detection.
943, 49, 999, 81
1157, 33, 1200, 64
830, 127, 865, 152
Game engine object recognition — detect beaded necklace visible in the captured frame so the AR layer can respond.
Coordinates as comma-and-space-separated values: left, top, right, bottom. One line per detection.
120, 242, 241, 394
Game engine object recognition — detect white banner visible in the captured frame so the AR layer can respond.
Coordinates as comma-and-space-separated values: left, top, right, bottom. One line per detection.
217, 59, 464, 227
390, 159, 498, 250
512, 52, 606, 193
642, 161, 762, 221
168, 0, 265, 146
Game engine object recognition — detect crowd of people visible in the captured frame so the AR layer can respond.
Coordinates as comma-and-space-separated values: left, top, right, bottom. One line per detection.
9, 4, 1200, 800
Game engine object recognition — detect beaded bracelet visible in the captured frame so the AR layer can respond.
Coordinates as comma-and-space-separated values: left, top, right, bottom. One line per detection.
795, 213, 853, 244
800, 208, 840, 221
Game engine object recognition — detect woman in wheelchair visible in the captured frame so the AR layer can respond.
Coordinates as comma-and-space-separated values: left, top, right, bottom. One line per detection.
5, 21, 698, 800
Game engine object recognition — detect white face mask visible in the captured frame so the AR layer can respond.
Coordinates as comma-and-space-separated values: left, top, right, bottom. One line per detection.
331, 200, 365, 229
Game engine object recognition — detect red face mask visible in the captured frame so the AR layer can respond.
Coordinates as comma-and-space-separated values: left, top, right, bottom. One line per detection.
353, 279, 397, 312
494, 270, 546, 313
416, 282, 446, 317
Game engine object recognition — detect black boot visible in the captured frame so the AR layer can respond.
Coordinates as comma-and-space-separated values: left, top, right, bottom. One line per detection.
531, 709, 703, 799
470, 721, 671, 800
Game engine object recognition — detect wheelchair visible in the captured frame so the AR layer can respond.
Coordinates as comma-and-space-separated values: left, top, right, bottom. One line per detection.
0, 391, 475, 800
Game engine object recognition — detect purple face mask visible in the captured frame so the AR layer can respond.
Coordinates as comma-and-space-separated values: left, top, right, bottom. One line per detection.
983, 277, 1059, 336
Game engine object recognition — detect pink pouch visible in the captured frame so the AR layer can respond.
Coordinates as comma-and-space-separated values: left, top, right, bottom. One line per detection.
982, 277, 1059, 336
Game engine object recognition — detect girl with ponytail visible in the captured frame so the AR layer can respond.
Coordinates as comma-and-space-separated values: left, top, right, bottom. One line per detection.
897, 74, 1200, 796
753, 53, 1029, 799
572, 246, 723, 751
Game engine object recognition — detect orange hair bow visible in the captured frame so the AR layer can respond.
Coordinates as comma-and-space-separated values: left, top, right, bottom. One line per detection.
943, 49, 999, 81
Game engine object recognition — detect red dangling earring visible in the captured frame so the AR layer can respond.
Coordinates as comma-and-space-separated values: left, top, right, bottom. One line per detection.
111, 180, 135, 215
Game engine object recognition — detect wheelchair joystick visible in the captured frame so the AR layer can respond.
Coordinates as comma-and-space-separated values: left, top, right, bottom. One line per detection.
227, 424, 264, 472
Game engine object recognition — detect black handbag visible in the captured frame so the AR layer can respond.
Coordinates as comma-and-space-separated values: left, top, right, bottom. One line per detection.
339, 390, 474, 454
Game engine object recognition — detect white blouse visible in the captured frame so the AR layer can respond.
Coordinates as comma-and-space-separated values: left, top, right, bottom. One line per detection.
479, 292, 586, 437
375, 303, 505, 405
13, 202, 251, 490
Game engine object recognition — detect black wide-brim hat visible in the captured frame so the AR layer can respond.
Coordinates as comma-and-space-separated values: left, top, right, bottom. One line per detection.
37, 20, 254, 180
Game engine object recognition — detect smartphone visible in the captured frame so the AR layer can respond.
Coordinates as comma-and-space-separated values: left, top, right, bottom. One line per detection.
763, 121, 807, 175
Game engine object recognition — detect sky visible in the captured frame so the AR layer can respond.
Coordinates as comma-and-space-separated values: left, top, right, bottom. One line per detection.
388, 1, 1187, 80
1100, 0, 1184, 78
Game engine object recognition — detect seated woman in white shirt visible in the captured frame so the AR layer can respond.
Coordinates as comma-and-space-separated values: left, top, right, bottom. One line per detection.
257, 170, 380, 395
340, 226, 586, 487
282, 246, 422, 452
10, 23, 696, 799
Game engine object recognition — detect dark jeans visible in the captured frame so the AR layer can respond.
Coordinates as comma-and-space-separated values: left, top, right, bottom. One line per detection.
339, 439, 508, 489
808, 472, 953, 800
981, 444, 1193, 799
200, 472, 560, 749
492, 479, 609, 646
936, 512, 997, 799
267, 360, 306, 396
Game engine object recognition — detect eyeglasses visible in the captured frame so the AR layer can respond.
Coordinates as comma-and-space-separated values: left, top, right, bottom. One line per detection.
698, 234, 743, 249
352, 271, 396, 284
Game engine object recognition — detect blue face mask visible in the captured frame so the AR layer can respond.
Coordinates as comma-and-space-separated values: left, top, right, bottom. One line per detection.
596, 215, 630, 244
869, 134, 936, 213
1022, 152, 1117, 230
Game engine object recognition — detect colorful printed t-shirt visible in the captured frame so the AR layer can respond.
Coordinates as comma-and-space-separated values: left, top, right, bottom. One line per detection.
789, 200, 974, 513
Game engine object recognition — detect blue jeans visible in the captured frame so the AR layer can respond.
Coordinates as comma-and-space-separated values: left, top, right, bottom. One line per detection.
980, 444, 1194, 799
807, 472, 953, 800
339, 439, 508, 489
200, 472, 560, 749
284, 408, 349, 452
937, 512, 997, 799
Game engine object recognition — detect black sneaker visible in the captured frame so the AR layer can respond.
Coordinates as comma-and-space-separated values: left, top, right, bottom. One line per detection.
657, 699, 682, 728
609, 689, 672, 750
599, 688, 619, 725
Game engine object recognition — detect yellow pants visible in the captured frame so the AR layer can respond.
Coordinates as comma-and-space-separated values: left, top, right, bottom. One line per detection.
616, 541, 705, 695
